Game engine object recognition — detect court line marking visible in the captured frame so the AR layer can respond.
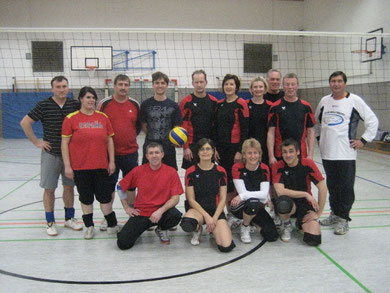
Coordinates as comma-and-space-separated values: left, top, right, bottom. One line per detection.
0, 174, 39, 201
316, 247, 371, 293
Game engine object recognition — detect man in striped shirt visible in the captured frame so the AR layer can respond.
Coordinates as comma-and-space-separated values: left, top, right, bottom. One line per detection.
20, 76, 82, 236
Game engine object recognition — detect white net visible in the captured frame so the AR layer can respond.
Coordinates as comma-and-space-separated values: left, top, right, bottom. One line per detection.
0, 28, 389, 107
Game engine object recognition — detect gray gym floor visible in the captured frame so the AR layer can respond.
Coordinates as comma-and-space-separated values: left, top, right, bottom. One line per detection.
0, 134, 389, 293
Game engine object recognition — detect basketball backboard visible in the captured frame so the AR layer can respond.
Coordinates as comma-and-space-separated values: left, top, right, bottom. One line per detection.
70, 46, 113, 70
361, 28, 384, 63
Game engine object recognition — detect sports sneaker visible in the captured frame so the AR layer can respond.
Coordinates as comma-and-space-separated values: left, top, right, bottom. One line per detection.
147, 226, 154, 231
273, 214, 283, 230
190, 225, 203, 246
107, 225, 121, 235
64, 218, 83, 231
319, 212, 338, 226
240, 224, 252, 243
100, 219, 107, 231
155, 227, 170, 244
84, 226, 94, 239
227, 213, 242, 230
334, 218, 349, 235
169, 225, 178, 231
280, 221, 292, 242
46, 222, 58, 236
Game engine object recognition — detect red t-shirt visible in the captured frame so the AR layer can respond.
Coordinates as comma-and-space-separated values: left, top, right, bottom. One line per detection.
98, 97, 140, 155
62, 110, 114, 170
119, 163, 184, 217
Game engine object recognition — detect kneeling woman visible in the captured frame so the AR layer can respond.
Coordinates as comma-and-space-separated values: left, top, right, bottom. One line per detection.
180, 138, 235, 252
62, 87, 119, 239
231, 138, 278, 243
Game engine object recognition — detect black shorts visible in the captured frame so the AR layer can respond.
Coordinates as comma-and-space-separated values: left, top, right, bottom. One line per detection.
292, 198, 315, 228
74, 169, 112, 205
184, 200, 226, 220
109, 152, 138, 193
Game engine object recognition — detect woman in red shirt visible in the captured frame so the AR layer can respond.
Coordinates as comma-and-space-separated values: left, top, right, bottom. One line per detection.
62, 87, 119, 239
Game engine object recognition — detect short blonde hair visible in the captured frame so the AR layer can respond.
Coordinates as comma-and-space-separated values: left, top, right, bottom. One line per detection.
241, 138, 262, 164
249, 76, 268, 95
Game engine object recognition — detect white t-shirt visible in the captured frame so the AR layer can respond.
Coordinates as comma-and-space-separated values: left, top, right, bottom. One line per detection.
314, 93, 378, 160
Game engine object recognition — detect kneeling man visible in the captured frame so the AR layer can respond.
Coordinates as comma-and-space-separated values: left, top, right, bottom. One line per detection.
272, 139, 327, 246
117, 142, 183, 250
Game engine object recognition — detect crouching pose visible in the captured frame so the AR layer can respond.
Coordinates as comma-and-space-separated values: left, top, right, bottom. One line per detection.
231, 138, 278, 243
272, 139, 327, 246
116, 142, 183, 250
180, 138, 235, 253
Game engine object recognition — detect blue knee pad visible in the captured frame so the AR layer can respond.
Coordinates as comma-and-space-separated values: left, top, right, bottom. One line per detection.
180, 217, 198, 232
217, 240, 236, 253
244, 198, 263, 215
276, 195, 294, 214
303, 232, 321, 246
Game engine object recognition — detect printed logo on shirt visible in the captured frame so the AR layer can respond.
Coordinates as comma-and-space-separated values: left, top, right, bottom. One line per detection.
284, 171, 289, 175
243, 172, 247, 176
129, 110, 132, 112
282, 106, 286, 110
79, 121, 103, 129
195, 174, 200, 178
324, 112, 344, 126
193, 103, 197, 107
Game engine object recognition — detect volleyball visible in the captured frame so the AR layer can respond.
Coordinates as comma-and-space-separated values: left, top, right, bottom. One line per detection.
169, 127, 188, 146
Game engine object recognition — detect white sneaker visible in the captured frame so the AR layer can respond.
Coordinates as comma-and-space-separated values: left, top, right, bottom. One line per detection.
46, 222, 58, 236
334, 218, 349, 235
320, 212, 338, 226
100, 219, 107, 231
64, 218, 83, 231
240, 224, 252, 243
107, 225, 121, 235
84, 226, 95, 239
280, 221, 292, 242
227, 213, 242, 229
190, 225, 203, 246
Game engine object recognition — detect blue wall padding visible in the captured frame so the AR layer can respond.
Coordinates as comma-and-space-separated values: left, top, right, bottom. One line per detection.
208, 91, 252, 101
2, 92, 73, 138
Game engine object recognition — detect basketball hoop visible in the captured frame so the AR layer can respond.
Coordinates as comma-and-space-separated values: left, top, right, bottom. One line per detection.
351, 50, 374, 57
86, 66, 96, 78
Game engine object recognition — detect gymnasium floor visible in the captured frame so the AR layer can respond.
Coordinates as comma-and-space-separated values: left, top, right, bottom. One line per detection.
0, 135, 389, 293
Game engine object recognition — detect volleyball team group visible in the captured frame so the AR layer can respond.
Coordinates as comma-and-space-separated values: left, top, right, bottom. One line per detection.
20, 68, 379, 252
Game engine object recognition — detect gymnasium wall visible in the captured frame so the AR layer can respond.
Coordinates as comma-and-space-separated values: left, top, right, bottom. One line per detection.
0, 0, 304, 30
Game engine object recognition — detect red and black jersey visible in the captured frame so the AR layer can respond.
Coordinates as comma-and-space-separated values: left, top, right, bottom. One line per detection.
247, 99, 272, 164
185, 164, 227, 211
180, 93, 218, 148
232, 162, 270, 191
267, 98, 315, 158
214, 97, 249, 147
272, 158, 324, 196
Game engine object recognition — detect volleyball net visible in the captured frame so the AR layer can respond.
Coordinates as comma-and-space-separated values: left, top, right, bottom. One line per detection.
0, 28, 389, 106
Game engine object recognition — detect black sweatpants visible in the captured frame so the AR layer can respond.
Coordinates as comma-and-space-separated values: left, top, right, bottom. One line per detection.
117, 207, 182, 250
322, 160, 356, 221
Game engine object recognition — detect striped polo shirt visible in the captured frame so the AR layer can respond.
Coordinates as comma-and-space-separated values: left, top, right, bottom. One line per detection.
28, 97, 80, 155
